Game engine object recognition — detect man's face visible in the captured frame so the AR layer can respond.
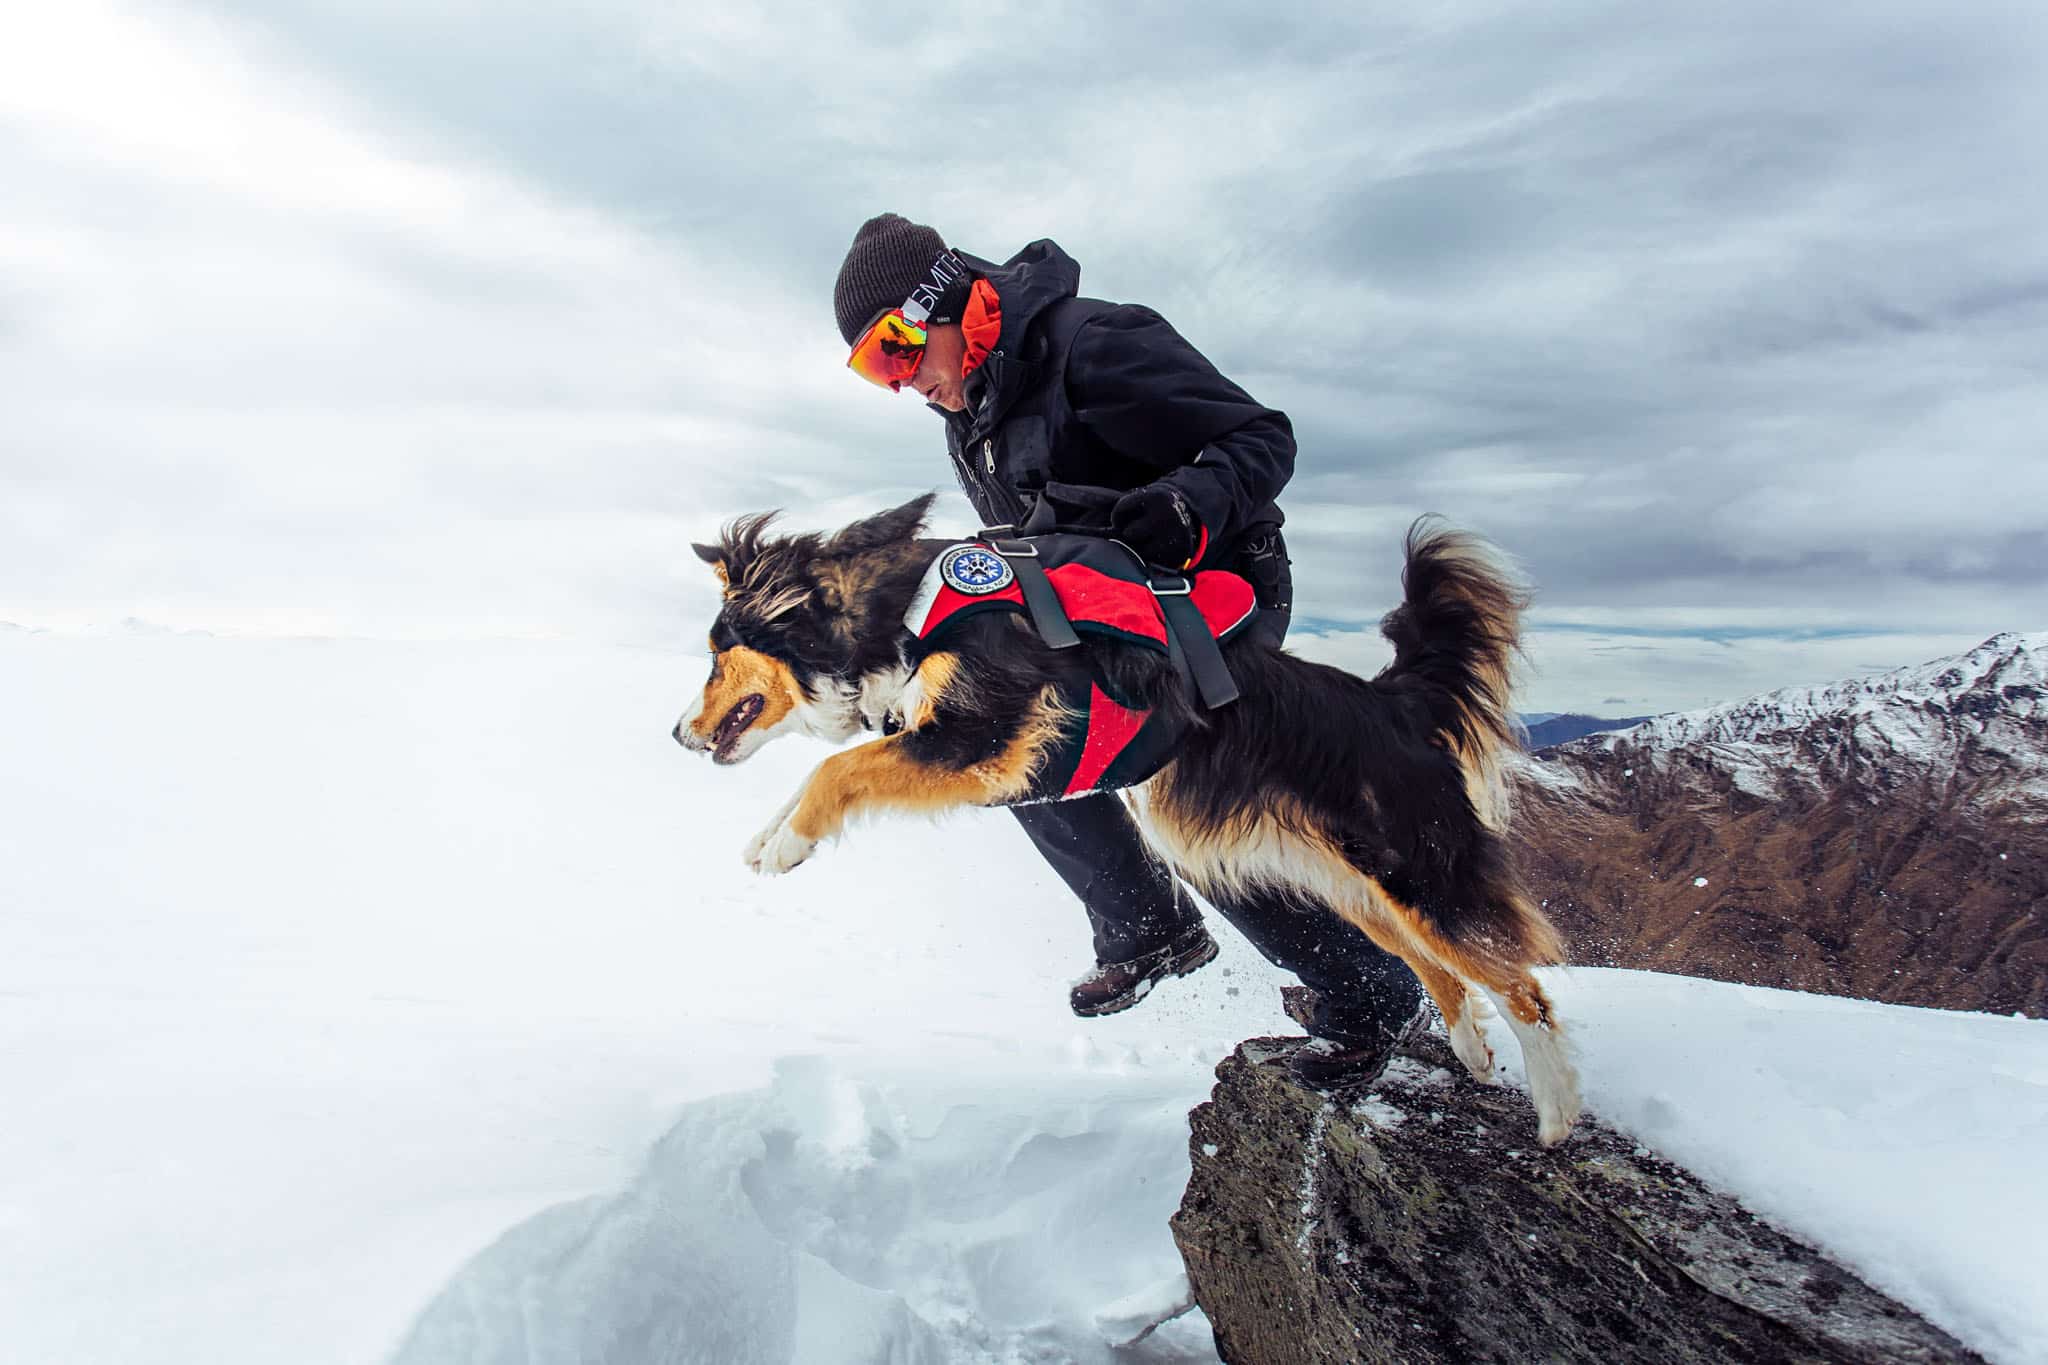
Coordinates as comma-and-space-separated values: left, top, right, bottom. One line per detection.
910, 323, 968, 412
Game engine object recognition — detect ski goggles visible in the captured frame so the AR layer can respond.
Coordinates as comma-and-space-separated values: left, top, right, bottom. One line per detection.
845, 302, 929, 393
846, 249, 968, 393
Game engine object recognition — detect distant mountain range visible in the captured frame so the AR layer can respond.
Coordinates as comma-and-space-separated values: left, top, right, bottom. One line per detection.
1522, 712, 1654, 748
1511, 632, 2047, 1016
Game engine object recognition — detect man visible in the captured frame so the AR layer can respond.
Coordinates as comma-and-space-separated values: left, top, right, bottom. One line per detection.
832, 213, 1427, 1084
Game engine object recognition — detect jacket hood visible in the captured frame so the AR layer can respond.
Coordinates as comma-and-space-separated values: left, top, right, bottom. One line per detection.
936, 240, 1081, 426
957, 239, 1081, 353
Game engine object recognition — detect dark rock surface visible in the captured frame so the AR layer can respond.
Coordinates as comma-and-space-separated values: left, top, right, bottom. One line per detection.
1172, 1035, 1983, 1365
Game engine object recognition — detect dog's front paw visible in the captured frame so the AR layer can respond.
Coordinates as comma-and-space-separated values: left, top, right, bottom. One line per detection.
742, 793, 801, 871
745, 816, 816, 876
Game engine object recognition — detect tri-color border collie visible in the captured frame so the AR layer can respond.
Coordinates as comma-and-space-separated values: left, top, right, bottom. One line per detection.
674, 495, 1580, 1144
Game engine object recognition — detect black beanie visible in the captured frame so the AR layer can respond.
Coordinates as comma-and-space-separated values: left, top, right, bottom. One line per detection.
834, 213, 971, 345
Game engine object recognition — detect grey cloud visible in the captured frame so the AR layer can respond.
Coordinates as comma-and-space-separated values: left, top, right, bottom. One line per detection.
8, 0, 2047, 705
1311, 169, 1569, 292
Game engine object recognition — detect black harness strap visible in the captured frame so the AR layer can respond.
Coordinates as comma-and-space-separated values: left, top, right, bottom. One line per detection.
988, 538, 1082, 650
968, 527, 1242, 704
1151, 572, 1241, 709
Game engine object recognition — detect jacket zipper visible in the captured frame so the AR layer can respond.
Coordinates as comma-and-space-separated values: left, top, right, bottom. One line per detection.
950, 351, 1025, 524
973, 434, 1026, 523
949, 422, 1007, 518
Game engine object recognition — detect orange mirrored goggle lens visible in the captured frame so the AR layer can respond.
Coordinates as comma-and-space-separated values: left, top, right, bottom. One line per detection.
846, 309, 929, 392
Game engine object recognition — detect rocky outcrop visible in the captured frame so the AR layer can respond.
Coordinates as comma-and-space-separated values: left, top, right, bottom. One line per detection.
1172, 1036, 1982, 1365
1512, 632, 2048, 1016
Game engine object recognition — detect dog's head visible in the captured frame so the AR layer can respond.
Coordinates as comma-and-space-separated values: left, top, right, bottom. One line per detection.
674, 494, 934, 764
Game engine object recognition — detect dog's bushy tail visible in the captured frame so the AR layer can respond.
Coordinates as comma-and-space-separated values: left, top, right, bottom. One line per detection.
1379, 517, 1527, 762
1376, 519, 1562, 970
1378, 517, 1529, 832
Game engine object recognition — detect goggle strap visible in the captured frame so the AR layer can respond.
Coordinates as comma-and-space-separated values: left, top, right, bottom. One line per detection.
901, 250, 965, 327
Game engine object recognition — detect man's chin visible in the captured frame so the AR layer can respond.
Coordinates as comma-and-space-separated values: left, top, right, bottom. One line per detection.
913, 380, 964, 411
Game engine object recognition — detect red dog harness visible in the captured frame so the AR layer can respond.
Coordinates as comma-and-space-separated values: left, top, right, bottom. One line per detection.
903, 537, 1259, 801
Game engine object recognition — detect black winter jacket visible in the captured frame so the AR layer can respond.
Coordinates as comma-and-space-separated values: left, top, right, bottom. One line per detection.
936, 240, 1294, 571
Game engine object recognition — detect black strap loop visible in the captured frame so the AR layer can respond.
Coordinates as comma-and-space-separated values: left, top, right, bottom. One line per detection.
970, 531, 1241, 701
1154, 586, 1241, 709
990, 539, 1081, 650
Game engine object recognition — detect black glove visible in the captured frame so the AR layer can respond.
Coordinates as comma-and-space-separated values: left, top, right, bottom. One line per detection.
1110, 485, 1204, 569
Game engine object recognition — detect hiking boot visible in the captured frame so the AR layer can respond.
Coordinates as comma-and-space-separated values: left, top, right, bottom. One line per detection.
1069, 924, 1219, 1018
1287, 999, 1433, 1092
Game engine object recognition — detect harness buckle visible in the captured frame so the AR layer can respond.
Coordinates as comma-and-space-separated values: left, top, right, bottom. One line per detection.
989, 538, 1039, 558
1148, 573, 1193, 597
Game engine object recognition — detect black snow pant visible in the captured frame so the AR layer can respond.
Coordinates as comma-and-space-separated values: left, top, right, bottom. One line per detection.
1011, 529, 1427, 1046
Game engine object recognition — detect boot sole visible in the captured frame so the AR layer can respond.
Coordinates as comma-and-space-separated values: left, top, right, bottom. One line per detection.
1070, 936, 1220, 1018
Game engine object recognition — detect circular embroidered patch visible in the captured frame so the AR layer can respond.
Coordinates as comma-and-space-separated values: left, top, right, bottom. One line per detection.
938, 544, 1014, 595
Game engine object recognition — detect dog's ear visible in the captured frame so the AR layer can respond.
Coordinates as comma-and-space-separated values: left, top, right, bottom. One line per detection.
825, 493, 936, 556
691, 542, 729, 587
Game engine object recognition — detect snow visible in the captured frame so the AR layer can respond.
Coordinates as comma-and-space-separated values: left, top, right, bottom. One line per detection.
1523, 972, 2048, 1365
387, 1055, 1215, 1364
1089, 1273, 1197, 1349
1507, 750, 1584, 793
1294, 1099, 1337, 1256
3, 633, 2045, 1364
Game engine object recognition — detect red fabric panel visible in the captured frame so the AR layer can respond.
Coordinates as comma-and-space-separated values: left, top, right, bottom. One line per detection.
1191, 571, 1257, 637
914, 578, 1024, 637
1044, 563, 1169, 645
1065, 683, 1148, 795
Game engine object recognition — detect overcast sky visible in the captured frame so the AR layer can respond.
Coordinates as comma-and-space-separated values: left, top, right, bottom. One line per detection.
6, 0, 2046, 711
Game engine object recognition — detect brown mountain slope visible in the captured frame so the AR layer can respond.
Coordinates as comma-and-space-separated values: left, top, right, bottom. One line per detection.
1509, 633, 2047, 1015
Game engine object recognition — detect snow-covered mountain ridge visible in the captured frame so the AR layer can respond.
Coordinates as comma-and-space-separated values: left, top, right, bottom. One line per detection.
1561, 631, 2048, 807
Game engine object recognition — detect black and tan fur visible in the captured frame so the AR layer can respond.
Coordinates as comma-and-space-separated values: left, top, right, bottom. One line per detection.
674, 495, 1581, 1144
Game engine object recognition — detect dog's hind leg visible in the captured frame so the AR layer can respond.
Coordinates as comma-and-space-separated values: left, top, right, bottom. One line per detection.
1321, 890, 1495, 1085
1243, 851, 1496, 1086
1474, 972, 1580, 1146
1329, 871, 1576, 1143
1407, 957, 1494, 1084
